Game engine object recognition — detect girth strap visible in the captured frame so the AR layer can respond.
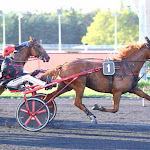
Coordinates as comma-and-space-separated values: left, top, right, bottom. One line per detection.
106, 73, 139, 94
107, 75, 113, 93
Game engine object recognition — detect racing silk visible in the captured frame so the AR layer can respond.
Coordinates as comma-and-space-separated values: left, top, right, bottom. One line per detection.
1, 58, 24, 80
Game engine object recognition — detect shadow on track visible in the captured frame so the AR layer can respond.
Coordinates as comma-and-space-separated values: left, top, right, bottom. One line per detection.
0, 117, 150, 149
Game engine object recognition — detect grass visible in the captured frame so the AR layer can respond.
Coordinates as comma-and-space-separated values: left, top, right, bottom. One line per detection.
0, 80, 150, 99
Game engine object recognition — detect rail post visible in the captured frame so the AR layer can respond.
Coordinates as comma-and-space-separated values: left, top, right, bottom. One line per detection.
142, 87, 145, 107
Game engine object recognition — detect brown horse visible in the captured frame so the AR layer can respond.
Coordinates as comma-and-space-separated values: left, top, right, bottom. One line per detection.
13, 36, 50, 65
41, 37, 150, 124
0, 36, 50, 95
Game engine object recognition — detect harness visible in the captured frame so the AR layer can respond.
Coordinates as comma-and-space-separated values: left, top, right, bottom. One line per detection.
30, 41, 47, 60
103, 36, 150, 93
106, 60, 141, 93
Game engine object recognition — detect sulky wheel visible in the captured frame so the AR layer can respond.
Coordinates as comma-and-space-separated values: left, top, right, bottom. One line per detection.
34, 93, 57, 122
16, 98, 50, 132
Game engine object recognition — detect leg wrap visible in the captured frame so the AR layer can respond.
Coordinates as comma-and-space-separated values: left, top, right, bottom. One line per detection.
84, 108, 92, 116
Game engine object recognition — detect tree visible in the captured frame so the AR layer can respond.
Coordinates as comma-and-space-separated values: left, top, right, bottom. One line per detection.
0, 9, 96, 44
0, 8, 139, 45
5, 13, 18, 44
82, 8, 139, 45
117, 9, 139, 45
61, 8, 97, 44
82, 10, 114, 45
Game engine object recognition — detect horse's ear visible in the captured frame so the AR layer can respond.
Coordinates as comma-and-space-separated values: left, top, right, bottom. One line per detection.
145, 36, 150, 44
29, 36, 34, 42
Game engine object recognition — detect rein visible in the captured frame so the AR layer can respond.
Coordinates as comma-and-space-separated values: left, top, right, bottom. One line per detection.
0, 57, 40, 63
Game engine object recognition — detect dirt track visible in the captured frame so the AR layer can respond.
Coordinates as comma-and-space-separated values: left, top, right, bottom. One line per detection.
0, 97, 150, 150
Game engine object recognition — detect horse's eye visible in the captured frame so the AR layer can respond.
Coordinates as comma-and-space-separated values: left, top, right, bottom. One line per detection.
38, 45, 41, 48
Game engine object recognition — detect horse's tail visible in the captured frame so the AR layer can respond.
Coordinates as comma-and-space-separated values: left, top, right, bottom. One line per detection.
40, 64, 64, 81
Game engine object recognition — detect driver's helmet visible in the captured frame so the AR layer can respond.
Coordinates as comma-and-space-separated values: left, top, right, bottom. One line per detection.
3, 46, 15, 57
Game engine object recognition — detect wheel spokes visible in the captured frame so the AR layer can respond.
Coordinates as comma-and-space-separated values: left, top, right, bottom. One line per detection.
32, 100, 35, 113
20, 109, 28, 114
23, 100, 46, 126
34, 116, 42, 126
24, 116, 32, 126
36, 109, 47, 114
17, 98, 50, 131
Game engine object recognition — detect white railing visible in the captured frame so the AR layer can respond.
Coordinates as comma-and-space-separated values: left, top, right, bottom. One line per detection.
0, 44, 125, 53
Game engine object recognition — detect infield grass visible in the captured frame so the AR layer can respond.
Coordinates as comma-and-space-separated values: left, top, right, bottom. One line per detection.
0, 80, 150, 99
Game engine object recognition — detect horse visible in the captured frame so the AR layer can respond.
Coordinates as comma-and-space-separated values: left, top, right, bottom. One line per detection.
40, 36, 150, 124
0, 36, 50, 95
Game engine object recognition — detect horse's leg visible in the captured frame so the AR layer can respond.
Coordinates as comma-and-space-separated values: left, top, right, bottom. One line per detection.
74, 91, 97, 123
45, 79, 97, 123
0, 87, 5, 95
129, 87, 150, 100
70, 79, 97, 124
92, 91, 122, 113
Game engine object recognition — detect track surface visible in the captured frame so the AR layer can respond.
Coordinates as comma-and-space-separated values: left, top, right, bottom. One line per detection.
0, 97, 150, 150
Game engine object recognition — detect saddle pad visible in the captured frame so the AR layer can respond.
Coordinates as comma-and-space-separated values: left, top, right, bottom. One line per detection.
103, 61, 115, 75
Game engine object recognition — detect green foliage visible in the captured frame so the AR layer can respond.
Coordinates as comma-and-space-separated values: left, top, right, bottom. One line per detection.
0, 9, 97, 44
82, 8, 139, 45
137, 80, 150, 90
82, 10, 114, 45
0, 8, 138, 45
117, 9, 139, 45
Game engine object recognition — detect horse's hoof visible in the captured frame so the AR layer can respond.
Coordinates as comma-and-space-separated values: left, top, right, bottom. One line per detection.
89, 115, 97, 124
92, 104, 99, 110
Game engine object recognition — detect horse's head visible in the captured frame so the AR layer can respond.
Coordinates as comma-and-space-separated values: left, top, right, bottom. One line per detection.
28, 36, 50, 62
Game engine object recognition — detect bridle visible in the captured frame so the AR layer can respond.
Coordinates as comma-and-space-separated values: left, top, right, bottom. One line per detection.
30, 40, 46, 60
106, 37, 150, 93
13, 40, 47, 63
30, 40, 50, 62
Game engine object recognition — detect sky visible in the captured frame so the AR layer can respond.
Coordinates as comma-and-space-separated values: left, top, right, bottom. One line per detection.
0, 0, 135, 14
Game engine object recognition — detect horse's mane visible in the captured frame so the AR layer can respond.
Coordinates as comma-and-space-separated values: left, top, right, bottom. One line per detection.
113, 43, 146, 60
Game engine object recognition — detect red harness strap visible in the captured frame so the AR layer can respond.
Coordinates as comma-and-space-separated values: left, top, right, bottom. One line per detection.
128, 73, 139, 76
14, 64, 23, 67
57, 67, 102, 82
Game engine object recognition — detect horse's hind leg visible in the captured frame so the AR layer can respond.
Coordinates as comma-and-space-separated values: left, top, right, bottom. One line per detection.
129, 87, 150, 101
92, 91, 122, 113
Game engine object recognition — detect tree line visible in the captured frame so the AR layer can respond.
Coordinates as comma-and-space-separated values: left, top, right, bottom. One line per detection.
0, 7, 139, 45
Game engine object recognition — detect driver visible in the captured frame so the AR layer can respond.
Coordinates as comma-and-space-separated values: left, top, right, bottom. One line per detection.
0, 46, 50, 90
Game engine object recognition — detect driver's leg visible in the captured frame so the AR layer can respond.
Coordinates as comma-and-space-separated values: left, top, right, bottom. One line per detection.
6, 74, 46, 89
